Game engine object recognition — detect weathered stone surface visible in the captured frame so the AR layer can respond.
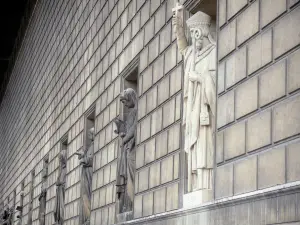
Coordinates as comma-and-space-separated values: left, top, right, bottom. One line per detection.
247, 110, 271, 152
217, 90, 235, 128
277, 193, 298, 223
158, 76, 170, 105
154, 188, 166, 214
140, 1, 150, 27
261, 0, 286, 27
145, 138, 156, 164
146, 86, 158, 113
215, 164, 233, 199
227, 0, 247, 19
259, 61, 286, 107
168, 123, 180, 153
160, 22, 171, 53
151, 108, 163, 136
273, 96, 300, 142
138, 95, 146, 120
161, 156, 174, 184
289, 0, 300, 7
258, 147, 285, 189
218, 0, 226, 27
235, 77, 258, 119
154, 3, 166, 34
143, 192, 153, 216
234, 156, 257, 194
138, 167, 149, 192
139, 47, 148, 73
144, 17, 155, 45
153, 55, 164, 84
287, 141, 300, 182
247, 29, 272, 75
164, 43, 177, 74
163, 98, 175, 128
149, 36, 159, 63
134, 195, 142, 218
169, 65, 182, 96
237, 1, 259, 45
273, 7, 300, 58
142, 66, 153, 94
136, 145, 145, 169
219, 20, 236, 59
224, 122, 246, 160
218, 62, 225, 94
288, 49, 300, 93
156, 131, 168, 159
216, 132, 224, 164
149, 162, 160, 188
166, 183, 179, 211
225, 47, 247, 88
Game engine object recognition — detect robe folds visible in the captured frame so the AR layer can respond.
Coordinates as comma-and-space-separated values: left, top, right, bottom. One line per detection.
182, 44, 216, 192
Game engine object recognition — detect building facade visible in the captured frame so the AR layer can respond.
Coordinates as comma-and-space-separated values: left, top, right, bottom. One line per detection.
0, 0, 300, 225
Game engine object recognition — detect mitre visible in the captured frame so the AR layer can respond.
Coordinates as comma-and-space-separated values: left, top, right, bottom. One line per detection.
186, 11, 211, 28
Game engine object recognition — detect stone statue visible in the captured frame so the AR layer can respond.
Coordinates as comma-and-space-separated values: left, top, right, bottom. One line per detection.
76, 127, 94, 225
38, 156, 49, 225
173, 9, 216, 192
113, 88, 137, 214
54, 149, 67, 225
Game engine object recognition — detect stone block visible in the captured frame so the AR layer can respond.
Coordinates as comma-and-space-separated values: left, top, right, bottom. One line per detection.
261, 0, 286, 27
142, 66, 153, 94
273, 7, 300, 58
153, 55, 164, 84
158, 76, 170, 105
277, 193, 298, 223
138, 167, 149, 192
287, 141, 300, 182
247, 110, 271, 152
168, 123, 180, 153
144, 17, 154, 45
145, 138, 156, 164
227, 0, 247, 19
166, 183, 179, 211
216, 131, 224, 164
235, 76, 258, 119
149, 162, 161, 188
215, 164, 233, 199
247, 29, 272, 75
225, 47, 247, 88
151, 108, 163, 136
273, 96, 300, 142
224, 122, 246, 160
132, 12, 141, 37
259, 60, 286, 107
258, 147, 285, 189
155, 3, 166, 34
160, 22, 171, 53
161, 156, 174, 184
123, 24, 132, 48
142, 193, 154, 218
234, 156, 257, 195
218, 62, 225, 94
217, 90, 235, 128
134, 195, 142, 218
219, 20, 236, 59
170, 65, 182, 96
219, 0, 226, 27
136, 145, 145, 169
139, 47, 148, 72
173, 154, 179, 179
237, 1, 259, 45
138, 95, 147, 120
175, 94, 181, 121
164, 43, 177, 74
156, 131, 168, 159
141, 1, 150, 27
163, 98, 176, 128
151, 0, 161, 15
154, 188, 166, 214
146, 86, 158, 113
288, 49, 300, 93
149, 36, 159, 64
140, 116, 151, 142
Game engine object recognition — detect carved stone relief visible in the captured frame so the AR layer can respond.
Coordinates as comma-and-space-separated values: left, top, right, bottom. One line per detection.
113, 88, 137, 216
76, 127, 94, 225
54, 149, 67, 225
38, 156, 49, 225
172, 6, 216, 194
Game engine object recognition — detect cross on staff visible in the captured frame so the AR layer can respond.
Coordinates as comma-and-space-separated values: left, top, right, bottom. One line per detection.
172, 2, 184, 32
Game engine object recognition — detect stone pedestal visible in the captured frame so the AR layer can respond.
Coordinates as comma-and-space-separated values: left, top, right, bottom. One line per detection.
183, 189, 213, 209
116, 211, 133, 223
